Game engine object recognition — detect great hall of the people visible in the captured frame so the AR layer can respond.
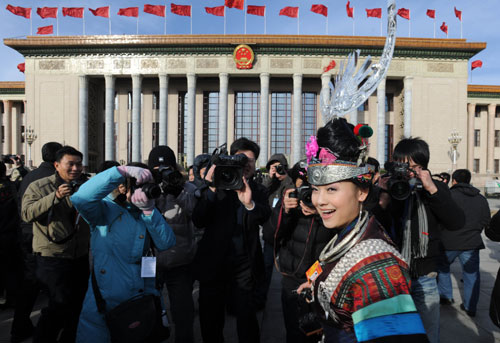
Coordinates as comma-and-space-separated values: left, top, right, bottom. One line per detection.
1, 34, 499, 187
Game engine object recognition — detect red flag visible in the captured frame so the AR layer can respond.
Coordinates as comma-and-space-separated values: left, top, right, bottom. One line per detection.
426, 9, 435, 19
89, 7, 110, 18
323, 60, 336, 73
171, 4, 191, 17
454, 7, 462, 21
471, 60, 483, 70
144, 4, 165, 17
346, 1, 354, 18
225, 0, 244, 10
397, 8, 410, 20
279, 7, 299, 18
311, 4, 328, 17
37, 25, 53, 35
62, 7, 84, 18
366, 8, 382, 18
118, 7, 139, 18
247, 5, 265, 17
6, 5, 31, 19
17, 63, 25, 73
37, 7, 58, 19
205, 6, 225, 17
440, 22, 448, 35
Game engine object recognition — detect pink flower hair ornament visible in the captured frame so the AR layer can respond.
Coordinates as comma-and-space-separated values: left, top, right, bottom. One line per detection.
305, 135, 319, 164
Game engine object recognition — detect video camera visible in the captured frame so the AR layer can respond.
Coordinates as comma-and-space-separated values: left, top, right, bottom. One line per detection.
154, 157, 184, 196
1, 154, 19, 164
289, 185, 314, 208
210, 143, 248, 190
384, 161, 423, 200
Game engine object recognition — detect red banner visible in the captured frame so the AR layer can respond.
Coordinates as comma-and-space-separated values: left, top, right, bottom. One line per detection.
323, 60, 336, 73
440, 22, 448, 35
6, 5, 31, 19
366, 8, 382, 18
37, 7, 58, 19
311, 4, 327, 17
279, 7, 298, 18
426, 9, 435, 19
454, 7, 462, 21
346, 1, 354, 18
397, 8, 410, 20
171, 4, 191, 17
62, 7, 84, 18
205, 6, 224, 17
89, 7, 109, 18
247, 5, 265, 17
17, 63, 25, 73
225, 0, 244, 10
144, 5, 165, 17
118, 7, 139, 18
471, 60, 483, 70
37, 25, 53, 35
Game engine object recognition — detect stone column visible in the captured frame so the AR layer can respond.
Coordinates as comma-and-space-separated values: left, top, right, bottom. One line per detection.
320, 74, 331, 125
104, 75, 115, 161
186, 73, 196, 166
403, 76, 413, 138
292, 74, 303, 165
219, 73, 229, 147
11, 103, 20, 155
377, 80, 386, 165
488, 104, 496, 173
131, 74, 142, 162
467, 103, 476, 170
78, 76, 89, 167
159, 73, 168, 146
259, 73, 270, 167
3, 101, 12, 155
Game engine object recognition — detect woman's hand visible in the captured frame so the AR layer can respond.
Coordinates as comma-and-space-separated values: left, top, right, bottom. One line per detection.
283, 188, 299, 214
296, 281, 313, 302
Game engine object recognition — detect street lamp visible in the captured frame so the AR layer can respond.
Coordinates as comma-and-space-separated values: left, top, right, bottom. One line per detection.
22, 126, 37, 168
448, 129, 462, 172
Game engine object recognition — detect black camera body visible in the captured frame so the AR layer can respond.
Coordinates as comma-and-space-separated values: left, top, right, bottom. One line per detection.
289, 185, 313, 208
68, 179, 85, 195
1, 154, 18, 164
275, 164, 287, 176
128, 178, 162, 199
156, 163, 184, 195
385, 162, 423, 200
213, 153, 248, 190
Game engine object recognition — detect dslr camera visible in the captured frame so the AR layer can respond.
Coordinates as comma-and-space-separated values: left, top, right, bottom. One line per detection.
210, 144, 248, 190
154, 157, 184, 195
68, 179, 85, 195
274, 164, 287, 176
384, 161, 423, 200
1, 154, 18, 164
289, 185, 314, 209
127, 177, 162, 200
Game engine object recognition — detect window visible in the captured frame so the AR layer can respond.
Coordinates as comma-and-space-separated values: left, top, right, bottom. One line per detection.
358, 100, 369, 112
178, 92, 188, 157
234, 92, 260, 143
495, 159, 500, 174
127, 91, 132, 110
153, 92, 159, 110
385, 124, 394, 162
21, 125, 25, 143
20, 102, 25, 114
152, 122, 159, 148
203, 92, 220, 154
1, 126, 4, 143
474, 130, 480, 147
127, 122, 132, 163
302, 92, 317, 157
385, 94, 394, 112
475, 105, 487, 118
270, 92, 292, 156
496, 130, 500, 147
114, 92, 119, 111
473, 159, 480, 173
0, 102, 4, 113
496, 106, 500, 118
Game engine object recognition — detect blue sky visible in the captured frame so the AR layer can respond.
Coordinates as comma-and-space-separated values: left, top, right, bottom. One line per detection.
1, 0, 497, 84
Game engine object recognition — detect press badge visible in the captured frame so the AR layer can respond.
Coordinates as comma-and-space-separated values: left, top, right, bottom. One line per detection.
306, 261, 323, 283
272, 196, 279, 208
141, 257, 156, 278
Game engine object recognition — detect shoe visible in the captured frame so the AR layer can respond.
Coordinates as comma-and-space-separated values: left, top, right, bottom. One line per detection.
460, 303, 476, 317
440, 297, 454, 305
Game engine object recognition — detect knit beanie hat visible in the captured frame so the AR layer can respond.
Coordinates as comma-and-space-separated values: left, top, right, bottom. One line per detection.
148, 146, 176, 169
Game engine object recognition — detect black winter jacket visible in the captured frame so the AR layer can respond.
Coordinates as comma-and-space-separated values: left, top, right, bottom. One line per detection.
440, 183, 490, 251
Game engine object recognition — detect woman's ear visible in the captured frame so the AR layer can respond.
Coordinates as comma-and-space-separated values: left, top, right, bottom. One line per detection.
357, 187, 369, 203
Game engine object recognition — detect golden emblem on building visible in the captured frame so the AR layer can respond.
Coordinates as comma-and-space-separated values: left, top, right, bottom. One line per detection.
233, 44, 254, 70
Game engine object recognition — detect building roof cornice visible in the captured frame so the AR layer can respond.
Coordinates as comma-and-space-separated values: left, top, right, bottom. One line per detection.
4, 34, 486, 60
468, 85, 500, 99
0, 81, 25, 95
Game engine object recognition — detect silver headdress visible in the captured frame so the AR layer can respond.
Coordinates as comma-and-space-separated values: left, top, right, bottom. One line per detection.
308, 0, 397, 186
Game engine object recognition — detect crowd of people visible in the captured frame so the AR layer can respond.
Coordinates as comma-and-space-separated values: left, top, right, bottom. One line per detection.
0, 116, 498, 343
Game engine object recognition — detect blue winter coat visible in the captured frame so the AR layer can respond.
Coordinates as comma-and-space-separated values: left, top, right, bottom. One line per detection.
70, 167, 176, 343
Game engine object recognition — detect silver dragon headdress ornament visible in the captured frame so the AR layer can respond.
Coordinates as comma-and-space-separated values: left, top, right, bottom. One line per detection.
307, 0, 397, 186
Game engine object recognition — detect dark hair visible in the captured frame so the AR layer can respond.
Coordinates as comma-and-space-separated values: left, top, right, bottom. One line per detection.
230, 137, 260, 160
367, 157, 380, 173
98, 160, 120, 173
42, 142, 63, 163
0, 162, 6, 179
288, 160, 308, 184
439, 172, 451, 185
392, 137, 430, 169
452, 169, 471, 184
55, 146, 83, 162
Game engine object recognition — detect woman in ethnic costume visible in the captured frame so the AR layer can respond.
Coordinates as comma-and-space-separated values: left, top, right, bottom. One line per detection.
298, 118, 428, 343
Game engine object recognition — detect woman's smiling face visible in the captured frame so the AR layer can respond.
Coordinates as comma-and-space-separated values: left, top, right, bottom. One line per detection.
311, 181, 368, 229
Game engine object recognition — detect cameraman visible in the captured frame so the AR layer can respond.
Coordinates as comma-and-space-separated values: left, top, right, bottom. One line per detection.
148, 146, 198, 343
192, 137, 271, 343
377, 138, 464, 343
21, 146, 90, 343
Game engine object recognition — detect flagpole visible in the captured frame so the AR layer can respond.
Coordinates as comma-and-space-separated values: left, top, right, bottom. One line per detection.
461, 15, 463, 39
109, 6, 112, 35
297, 10, 300, 35
264, 10, 266, 34
380, 17, 382, 36
244, 0, 247, 35
408, 19, 411, 38
164, 5, 167, 35
326, 10, 328, 35
137, 16, 139, 35
57, 9, 59, 36
224, 7, 226, 35
353, 8, 355, 36
30, 17, 32, 36
433, 19, 436, 39
83, 11, 86, 35
190, 15, 192, 35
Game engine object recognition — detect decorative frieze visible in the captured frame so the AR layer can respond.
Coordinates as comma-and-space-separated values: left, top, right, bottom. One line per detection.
196, 59, 218, 69
141, 59, 159, 69
303, 59, 322, 69
87, 60, 104, 69
39, 60, 65, 70
167, 59, 187, 69
270, 59, 293, 69
427, 62, 454, 73
114, 59, 131, 69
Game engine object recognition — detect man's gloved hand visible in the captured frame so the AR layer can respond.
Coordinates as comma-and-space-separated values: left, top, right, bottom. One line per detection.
131, 188, 155, 215
117, 166, 153, 184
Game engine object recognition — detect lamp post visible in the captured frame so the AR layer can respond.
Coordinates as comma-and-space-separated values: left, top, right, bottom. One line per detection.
448, 129, 462, 172
22, 126, 37, 168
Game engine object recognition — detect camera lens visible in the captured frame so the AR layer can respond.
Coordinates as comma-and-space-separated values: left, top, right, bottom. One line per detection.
389, 180, 411, 201
141, 183, 162, 199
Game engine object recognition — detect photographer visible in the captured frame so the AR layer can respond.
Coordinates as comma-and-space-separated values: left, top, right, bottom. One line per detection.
377, 138, 464, 343
192, 137, 271, 343
148, 146, 198, 343
21, 146, 90, 343
2, 154, 29, 190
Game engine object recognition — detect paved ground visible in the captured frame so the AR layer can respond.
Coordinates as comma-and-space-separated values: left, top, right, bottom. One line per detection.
1, 199, 500, 342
